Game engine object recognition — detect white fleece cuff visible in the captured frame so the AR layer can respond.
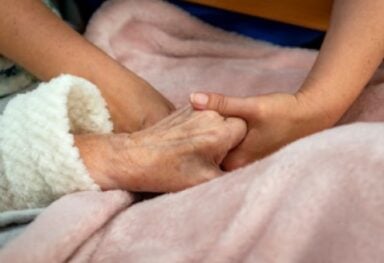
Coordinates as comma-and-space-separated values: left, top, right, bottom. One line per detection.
0, 75, 113, 210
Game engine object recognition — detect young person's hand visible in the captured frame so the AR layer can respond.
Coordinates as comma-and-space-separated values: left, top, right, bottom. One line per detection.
188, 0, 384, 172
190, 92, 337, 170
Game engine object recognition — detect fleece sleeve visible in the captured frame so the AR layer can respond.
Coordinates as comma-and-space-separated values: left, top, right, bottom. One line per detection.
0, 75, 113, 212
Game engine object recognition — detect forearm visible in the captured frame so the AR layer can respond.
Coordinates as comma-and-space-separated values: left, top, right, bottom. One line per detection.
0, 0, 169, 132
297, 0, 384, 124
0, 1, 129, 87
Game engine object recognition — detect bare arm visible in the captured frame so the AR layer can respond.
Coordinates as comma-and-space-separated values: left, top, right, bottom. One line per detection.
297, 0, 384, 124
190, 0, 384, 168
0, 0, 174, 132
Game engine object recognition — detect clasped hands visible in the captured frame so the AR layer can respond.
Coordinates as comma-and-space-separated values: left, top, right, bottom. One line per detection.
77, 80, 335, 193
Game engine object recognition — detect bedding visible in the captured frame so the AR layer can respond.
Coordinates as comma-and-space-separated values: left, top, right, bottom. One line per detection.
1, 0, 384, 261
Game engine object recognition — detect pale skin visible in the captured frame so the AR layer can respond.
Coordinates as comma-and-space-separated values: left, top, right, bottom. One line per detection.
1, 0, 383, 191
191, 0, 384, 170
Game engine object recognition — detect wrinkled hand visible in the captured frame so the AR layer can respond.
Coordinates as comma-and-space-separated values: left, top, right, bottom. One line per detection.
190, 92, 335, 170
76, 107, 246, 192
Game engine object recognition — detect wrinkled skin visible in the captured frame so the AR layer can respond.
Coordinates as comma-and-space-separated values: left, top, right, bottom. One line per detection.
76, 107, 247, 192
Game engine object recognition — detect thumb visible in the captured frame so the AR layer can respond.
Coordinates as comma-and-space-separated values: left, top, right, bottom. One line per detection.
190, 92, 250, 117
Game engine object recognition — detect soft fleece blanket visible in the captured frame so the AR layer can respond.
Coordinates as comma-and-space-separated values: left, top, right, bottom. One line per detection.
1, 0, 384, 262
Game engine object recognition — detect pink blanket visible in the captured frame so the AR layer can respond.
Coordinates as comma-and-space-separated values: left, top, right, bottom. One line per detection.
1, 0, 384, 261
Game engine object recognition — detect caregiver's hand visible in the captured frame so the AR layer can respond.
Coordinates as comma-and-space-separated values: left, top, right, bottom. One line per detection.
188, 0, 384, 171
190, 92, 335, 170
75, 107, 246, 192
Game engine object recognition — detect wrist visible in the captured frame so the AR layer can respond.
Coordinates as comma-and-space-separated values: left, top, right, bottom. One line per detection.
87, 62, 174, 133
294, 89, 345, 128
74, 134, 131, 190
88, 63, 150, 132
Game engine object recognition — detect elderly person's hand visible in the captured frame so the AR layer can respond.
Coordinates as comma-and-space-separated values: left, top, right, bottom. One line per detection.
75, 107, 246, 192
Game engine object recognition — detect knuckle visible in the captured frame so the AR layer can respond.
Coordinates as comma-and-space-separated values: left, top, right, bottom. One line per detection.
214, 94, 228, 114
205, 129, 222, 144
251, 99, 266, 119
210, 129, 223, 141
198, 130, 223, 150
202, 110, 220, 119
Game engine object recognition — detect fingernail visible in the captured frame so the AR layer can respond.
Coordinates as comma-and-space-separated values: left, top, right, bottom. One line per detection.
190, 93, 209, 106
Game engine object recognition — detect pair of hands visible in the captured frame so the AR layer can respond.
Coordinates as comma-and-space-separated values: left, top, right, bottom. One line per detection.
94, 74, 336, 193
112, 77, 334, 173
79, 107, 247, 192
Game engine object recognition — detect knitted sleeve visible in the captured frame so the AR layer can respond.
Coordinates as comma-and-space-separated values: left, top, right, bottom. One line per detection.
0, 75, 113, 212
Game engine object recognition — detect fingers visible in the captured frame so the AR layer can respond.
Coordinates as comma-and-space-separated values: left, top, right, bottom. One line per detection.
224, 117, 247, 150
151, 106, 192, 130
190, 92, 251, 118
209, 117, 247, 165
200, 165, 224, 181
221, 147, 252, 171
